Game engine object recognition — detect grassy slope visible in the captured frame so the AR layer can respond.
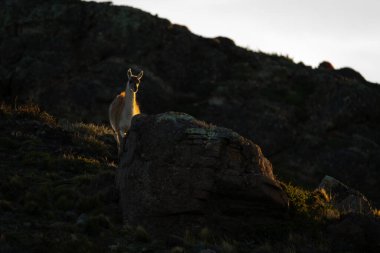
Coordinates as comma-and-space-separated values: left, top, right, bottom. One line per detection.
0, 104, 164, 252
0, 103, 352, 253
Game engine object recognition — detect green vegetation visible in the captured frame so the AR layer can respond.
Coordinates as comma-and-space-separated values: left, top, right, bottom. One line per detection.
283, 183, 340, 222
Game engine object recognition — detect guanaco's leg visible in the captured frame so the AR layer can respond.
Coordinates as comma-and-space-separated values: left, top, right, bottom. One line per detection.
116, 131, 123, 157
122, 131, 130, 153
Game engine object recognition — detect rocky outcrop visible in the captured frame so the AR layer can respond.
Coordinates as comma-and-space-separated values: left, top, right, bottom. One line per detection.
336, 67, 366, 82
117, 112, 288, 236
318, 175, 373, 214
318, 61, 335, 70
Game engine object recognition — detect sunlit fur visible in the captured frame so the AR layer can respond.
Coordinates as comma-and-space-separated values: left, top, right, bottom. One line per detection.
133, 96, 140, 115
109, 69, 143, 156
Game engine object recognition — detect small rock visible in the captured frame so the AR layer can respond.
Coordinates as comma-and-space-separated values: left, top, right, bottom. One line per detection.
318, 175, 373, 214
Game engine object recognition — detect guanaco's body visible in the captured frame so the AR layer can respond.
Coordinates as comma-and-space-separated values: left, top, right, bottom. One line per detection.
109, 68, 143, 156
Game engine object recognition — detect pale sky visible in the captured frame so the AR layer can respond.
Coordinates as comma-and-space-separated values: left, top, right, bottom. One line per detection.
91, 0, 380, 83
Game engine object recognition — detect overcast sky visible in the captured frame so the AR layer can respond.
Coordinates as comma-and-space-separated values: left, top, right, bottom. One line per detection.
92, 0, 380, 83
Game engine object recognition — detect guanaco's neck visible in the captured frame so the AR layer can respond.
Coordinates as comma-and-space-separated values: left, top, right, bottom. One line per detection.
125, 81, 140, 115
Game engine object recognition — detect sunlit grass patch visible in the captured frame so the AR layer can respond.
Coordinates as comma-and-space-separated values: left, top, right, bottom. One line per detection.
373, 209, 380, 217
21, 152, 107, 172
60, 121, 113, 140
62, 153, 102, 170
0, 103, 12, 115
61, 121, 115, 158
283, 182, 339, 221
69, 122, 114, 136
0, 103, 57, 126
283, 183, 311, 215
72, 133, 111, 156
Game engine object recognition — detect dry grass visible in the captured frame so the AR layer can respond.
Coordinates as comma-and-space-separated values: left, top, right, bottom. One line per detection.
1, 103, 57, 126
283, 182, 340, 221
62, 122, 114, 136
373, 209, 380, 217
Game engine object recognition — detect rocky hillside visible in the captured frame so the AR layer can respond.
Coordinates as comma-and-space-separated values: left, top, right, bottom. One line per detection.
1, 0, 380, 208
2, 0, 380, 206
1, 105, 380, 253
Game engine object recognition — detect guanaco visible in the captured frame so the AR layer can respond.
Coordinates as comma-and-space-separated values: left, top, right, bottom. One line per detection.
109, 68, 143, 156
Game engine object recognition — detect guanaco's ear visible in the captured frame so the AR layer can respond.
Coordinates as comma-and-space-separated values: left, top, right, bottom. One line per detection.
127, 68, 132, 79
137, 71, 143, 80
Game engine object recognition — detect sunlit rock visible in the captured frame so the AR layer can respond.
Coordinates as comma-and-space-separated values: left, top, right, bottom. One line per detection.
318, 175, 373, 214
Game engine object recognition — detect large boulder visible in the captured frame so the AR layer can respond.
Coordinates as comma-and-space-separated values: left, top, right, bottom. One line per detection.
117, 112, 288, 236
318, 175, 373, 214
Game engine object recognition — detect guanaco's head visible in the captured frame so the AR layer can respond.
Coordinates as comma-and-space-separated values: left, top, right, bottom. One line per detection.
127, 68, 143, 93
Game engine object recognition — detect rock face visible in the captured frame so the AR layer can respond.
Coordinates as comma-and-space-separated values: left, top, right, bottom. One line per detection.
117, 112, 288, 236
318, 175, 373, 214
